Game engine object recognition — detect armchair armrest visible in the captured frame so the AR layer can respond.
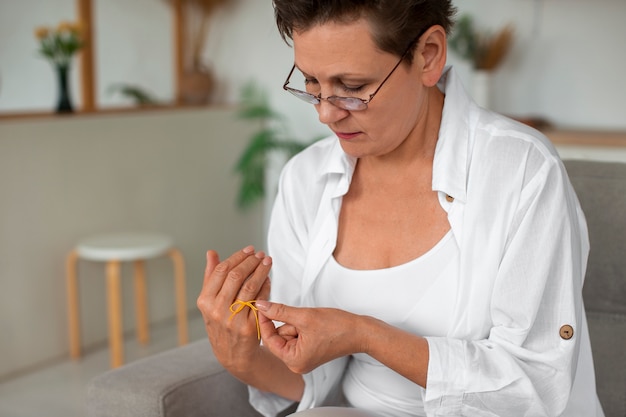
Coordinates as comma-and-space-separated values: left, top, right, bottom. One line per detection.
86, 339, 262, 417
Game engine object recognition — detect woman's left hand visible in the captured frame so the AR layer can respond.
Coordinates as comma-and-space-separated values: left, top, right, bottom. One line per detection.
256, 301, 368, 374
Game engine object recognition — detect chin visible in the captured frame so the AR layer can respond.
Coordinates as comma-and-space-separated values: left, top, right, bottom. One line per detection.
337, 141, 381, 160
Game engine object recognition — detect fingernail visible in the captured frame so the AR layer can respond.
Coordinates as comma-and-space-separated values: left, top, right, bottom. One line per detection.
243, 245, 255, 254
262, 256, 272, 266
255, 300, 270, 311
255, 250, 266, 259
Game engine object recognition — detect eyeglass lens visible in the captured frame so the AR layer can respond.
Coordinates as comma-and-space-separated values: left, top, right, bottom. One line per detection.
284, 69, 369, 111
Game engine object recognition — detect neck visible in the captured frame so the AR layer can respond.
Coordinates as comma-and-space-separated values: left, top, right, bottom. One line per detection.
357, 87, 444, 179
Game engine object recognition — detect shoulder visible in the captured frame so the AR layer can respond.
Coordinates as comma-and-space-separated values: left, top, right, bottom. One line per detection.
474, 110, 557, 160
470, 110, 566, 187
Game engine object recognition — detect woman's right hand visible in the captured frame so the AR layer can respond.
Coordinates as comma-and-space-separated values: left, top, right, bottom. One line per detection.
196, 246, 272, 373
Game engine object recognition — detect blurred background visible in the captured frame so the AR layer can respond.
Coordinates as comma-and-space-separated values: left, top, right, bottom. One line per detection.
2, 0, 626, 130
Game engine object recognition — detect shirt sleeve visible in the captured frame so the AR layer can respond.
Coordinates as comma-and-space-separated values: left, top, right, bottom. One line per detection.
424, 158, 590, 416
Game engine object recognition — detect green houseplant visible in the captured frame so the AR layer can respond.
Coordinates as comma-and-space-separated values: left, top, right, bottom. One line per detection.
448, 14, 514, 71
234, 81, 320, 210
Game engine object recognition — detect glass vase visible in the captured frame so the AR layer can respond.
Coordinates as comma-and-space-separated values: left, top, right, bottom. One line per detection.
472, 69, 492, 109
56, 65, 73, 113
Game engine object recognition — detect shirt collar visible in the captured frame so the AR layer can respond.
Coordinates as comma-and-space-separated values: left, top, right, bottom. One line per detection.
432, 66, 473, 203
320, 138, 355, 175
319, 138, 357, 198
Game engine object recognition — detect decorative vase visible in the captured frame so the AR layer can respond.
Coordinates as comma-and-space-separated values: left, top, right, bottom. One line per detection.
472, 69, 491, 109
180, 66, 215, 105
56, 65, 73, 113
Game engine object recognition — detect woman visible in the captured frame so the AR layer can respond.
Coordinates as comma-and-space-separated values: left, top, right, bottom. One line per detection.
197, 1, 604, 416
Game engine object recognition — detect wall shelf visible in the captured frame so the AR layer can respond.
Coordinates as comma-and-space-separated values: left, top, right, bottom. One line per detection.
542, 129, 626, 148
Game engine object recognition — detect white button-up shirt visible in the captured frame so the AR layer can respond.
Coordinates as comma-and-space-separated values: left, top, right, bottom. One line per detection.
249, 67, 604, 417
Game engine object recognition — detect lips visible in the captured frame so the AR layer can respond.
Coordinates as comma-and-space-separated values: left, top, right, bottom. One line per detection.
334, 131, 361, 140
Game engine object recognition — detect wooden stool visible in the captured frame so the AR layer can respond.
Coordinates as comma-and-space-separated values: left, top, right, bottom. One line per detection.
66, 232, 188, 368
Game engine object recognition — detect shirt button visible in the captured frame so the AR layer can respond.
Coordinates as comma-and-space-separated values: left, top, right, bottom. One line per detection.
560, 325, 574, 340
445, 194, 454, 203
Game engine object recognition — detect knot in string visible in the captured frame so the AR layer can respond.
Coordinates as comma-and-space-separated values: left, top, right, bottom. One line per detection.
229, 300, 260, 340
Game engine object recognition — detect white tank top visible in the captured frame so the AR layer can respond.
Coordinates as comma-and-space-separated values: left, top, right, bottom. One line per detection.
312, 231, 459, 417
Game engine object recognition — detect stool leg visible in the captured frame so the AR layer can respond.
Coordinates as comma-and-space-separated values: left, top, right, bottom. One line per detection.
134, 260, 150, 345
169, 248, 188, 345
66, 250, 81, 359
106, 260, 124, 368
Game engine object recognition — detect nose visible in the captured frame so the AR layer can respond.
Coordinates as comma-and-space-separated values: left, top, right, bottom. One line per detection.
316, 99, 349, 125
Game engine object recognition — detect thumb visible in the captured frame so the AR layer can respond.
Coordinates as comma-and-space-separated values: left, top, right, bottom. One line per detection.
255, 300, 294, 324
257, 301, 298, 356
203, 250, 220, 287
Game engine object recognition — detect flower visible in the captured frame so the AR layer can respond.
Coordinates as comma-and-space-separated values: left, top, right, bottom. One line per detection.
34, 21, 84, 68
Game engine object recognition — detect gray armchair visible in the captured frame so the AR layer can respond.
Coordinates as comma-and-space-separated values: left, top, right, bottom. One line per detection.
87, 160, 626, 417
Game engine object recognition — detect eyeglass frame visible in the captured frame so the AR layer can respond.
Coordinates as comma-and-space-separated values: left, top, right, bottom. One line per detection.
282, 33, 423, 111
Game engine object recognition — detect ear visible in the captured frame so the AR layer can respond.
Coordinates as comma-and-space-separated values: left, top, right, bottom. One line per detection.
416, 25, 447, 87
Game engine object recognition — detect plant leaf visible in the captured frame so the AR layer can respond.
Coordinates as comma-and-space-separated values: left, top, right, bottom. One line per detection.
233, 81, 324, 209
234, 129, 275, 173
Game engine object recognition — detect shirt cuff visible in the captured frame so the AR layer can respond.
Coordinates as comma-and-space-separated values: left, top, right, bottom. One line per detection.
423, 337, 465, 415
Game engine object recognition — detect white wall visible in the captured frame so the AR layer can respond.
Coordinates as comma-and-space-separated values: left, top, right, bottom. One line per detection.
3, 0, 624, 134
93, 0, 174, 107
448, 0, 626, 131
0, 0, 174, 111
1, 0, 78, 111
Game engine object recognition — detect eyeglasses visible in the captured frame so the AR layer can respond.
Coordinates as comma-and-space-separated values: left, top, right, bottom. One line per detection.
282, 41, 416, 112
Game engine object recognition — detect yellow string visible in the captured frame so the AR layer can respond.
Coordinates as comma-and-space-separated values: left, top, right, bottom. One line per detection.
229, 300, 260, 340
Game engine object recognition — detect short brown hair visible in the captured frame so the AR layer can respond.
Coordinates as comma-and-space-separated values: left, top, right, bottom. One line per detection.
273, 0, 456, 63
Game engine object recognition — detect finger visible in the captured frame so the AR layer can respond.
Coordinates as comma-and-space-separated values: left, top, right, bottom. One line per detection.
215, 251, 267, 303
236, 256, 272, 302
203, 245, 255, 297
197, 250, 221, 314
259, 309, 285, 350
277, 324, 299, 340
202, 250, 220, 288
232, 277, 271, 335
257, 277, 271, 301
256, 301, 298, 326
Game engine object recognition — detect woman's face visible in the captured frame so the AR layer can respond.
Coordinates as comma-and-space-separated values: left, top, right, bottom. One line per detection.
292, 19, 431, 159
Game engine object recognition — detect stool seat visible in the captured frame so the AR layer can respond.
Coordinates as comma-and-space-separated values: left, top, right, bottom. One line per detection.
76, 233, 173, 262
66, 232, 188, 368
